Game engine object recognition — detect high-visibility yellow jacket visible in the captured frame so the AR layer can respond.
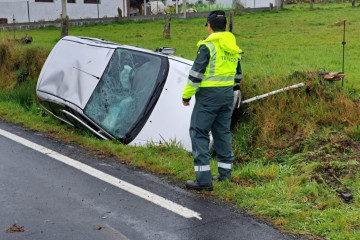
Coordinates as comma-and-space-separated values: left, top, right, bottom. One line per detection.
182, 31, 242, 101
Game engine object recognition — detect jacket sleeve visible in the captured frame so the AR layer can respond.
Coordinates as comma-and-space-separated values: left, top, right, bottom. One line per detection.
182, 44, 210, 101
233, 58, 242, 91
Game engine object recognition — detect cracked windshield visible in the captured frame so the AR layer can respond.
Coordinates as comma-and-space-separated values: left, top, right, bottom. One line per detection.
84, 48, 165, 140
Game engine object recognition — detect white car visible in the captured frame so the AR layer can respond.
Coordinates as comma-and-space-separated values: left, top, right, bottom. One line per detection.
36, 36, 240, 151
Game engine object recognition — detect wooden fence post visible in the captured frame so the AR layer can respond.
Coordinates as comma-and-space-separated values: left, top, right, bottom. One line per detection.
234, 2, 242, 14
163, 14, 171, 38
183, 0, 186, 18
117, 8, 122, 22
229, 11, 234, 33
61, 0, 68, 38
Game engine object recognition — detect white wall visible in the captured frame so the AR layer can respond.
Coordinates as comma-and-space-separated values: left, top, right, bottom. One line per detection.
0, 1, 29, 23
164, 0, 274, 8
0, 0, 275, 24
238, 0, 275, 8
0, 0, 126, 24
65, 0, 125, 19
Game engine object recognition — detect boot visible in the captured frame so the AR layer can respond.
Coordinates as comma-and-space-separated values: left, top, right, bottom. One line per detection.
186, 180, 213, 191
212, 176, 230, 182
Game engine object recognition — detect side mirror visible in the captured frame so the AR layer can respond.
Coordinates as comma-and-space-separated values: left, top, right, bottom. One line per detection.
155, 47, 176, 55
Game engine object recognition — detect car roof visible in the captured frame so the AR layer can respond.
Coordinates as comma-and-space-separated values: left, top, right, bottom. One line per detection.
64, 36, 193, 65
64, 36, 164, 57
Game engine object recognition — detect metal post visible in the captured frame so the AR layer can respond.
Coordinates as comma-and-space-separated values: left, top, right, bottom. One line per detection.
144, 0, 146, 15
97, 0, 99, 18
13, 14, 15, 40
176, 0, 178, 14
27, 1, 30, 22
335, 19, 347, 87
241, 83, 305, 104
342, 21, 346, 87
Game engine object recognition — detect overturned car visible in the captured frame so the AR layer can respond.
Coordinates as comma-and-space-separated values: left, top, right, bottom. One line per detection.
36, 36, 240, 151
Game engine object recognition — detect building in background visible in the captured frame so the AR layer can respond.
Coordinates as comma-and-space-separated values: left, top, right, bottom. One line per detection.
0, 0, 127, 24
0, 0, 275, 24
165, 0, 275, 8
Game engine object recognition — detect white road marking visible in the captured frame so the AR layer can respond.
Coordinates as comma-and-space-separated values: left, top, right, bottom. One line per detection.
0, 128, 202, 220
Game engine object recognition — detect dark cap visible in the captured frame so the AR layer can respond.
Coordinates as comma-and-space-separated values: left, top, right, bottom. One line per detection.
205, 10, 226, 27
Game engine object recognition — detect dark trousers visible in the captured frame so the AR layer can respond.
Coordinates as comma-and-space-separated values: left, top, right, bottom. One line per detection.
190, 87, 235, 184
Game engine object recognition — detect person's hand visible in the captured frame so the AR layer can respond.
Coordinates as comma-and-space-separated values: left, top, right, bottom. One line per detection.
182, 101, 190, 106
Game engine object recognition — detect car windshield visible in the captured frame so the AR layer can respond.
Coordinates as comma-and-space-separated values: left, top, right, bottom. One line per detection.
84, 48, 168, 142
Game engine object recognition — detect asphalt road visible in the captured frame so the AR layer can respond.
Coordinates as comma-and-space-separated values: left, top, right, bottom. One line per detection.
0, 119, 306, 240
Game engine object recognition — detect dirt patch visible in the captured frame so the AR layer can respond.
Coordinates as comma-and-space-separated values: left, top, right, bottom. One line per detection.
93, 225, 103, 230
6, 224, 25, 233
332, 139, 360, 153
304, 138, 360, 203
308, 174, 323, 184
231, 176, 252, 186
322, 165, 353, 203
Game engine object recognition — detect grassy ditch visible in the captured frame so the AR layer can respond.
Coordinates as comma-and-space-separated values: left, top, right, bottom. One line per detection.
0, 3, 360, 239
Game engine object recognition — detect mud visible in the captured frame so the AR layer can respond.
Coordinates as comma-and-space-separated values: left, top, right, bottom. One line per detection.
311, 139, 360, 203
5, 224, 24, 233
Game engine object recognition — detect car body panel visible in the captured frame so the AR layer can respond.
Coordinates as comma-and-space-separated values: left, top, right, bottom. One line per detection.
132, 58, 194, 150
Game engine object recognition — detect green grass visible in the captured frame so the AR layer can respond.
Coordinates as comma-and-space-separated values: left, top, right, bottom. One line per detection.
0, 2, 360, 239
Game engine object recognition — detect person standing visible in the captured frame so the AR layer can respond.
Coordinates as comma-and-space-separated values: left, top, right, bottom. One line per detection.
182, 10, 242, 191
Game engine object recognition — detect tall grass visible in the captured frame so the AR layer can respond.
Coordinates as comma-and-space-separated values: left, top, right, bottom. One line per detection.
0, 40, 48, 109
0, 40, 48, 87
0, 81, 36, 110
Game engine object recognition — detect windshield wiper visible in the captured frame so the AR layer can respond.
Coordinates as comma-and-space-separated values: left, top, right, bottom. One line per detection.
73, 67, 100, 79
